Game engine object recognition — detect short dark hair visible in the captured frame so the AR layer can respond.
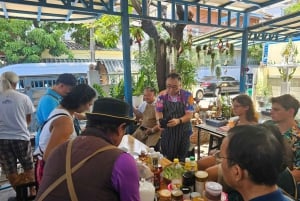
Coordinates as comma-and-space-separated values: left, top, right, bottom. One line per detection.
226, 125, 284, 185
271, 94, 300, 117
56, 73, 77, 87
167, 73, 181, 81
61, 84, 96, 110
144, 86, 156, 94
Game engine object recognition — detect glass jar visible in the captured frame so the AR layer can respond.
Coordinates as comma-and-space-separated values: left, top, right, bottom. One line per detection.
159, 189, 171, 201
203, 181, 222, 201
181, 186, 191, 200
171, 189, 183, 201
195, 171, 208, 196
190, 192, 201, 201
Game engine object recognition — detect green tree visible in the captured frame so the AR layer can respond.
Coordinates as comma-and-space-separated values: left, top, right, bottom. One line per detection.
131, 0, 194, 91
84, 15, 121, 48
175, 55, 197, 91
0, 19, 73, 64
284, 1, 300, 14
133, 39, 158, 95
70, 2, 193, 91
248, 44, 262, 60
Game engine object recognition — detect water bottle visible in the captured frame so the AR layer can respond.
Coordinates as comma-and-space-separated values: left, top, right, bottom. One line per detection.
171, 158, 182, 189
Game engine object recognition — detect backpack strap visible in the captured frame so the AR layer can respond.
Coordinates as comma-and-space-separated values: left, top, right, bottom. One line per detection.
34, 113, 69, 157
40, 113, 69, 131
36, 139, 117, 201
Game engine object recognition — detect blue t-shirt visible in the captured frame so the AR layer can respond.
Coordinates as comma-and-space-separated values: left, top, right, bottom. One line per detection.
250, 189, 290, 201
35, 88, 62, 147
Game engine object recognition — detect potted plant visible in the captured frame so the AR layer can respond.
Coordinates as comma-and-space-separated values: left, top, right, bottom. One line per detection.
109, 79, 125, 100
93, 83, 108, 97
255, 83, 272, 107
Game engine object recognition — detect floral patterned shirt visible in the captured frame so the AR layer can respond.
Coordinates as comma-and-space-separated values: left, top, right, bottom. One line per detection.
282, 121, 300, 169
155, 89, 194, 113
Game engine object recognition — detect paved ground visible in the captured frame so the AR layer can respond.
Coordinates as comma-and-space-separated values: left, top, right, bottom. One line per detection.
0, 183, 15, 201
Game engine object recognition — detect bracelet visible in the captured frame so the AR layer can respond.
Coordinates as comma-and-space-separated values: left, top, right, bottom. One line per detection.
179, 118, 183, 124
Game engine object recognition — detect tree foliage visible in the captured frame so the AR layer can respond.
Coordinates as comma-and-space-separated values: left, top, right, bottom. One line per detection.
84, 15, 121, 48
0, 19, 73, 64
70, 1, 194, 91
175, 55, 197, 91
130, 0, 194, 91
133, 39, 158, 95
284, 2, 300, 15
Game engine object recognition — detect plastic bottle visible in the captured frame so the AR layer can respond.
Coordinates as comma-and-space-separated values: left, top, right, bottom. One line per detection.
151, 152, 161, 190
139, 178, 155, 201
171, 158, 183, 190
190, 156, 198, 172
184, 157, 191, 171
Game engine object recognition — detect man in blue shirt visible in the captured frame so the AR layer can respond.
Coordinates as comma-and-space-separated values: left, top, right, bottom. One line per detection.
35, 73, 77, 147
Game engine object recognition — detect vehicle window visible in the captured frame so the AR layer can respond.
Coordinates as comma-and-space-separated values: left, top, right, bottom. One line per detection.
202, 76, 215, 81
221, 76, 235, 81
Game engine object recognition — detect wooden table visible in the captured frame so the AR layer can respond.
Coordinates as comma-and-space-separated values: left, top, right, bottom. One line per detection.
195, 124, 227, 157
119, 134, 171, 168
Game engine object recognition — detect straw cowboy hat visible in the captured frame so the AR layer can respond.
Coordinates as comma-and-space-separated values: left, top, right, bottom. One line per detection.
86, 97, 135, 124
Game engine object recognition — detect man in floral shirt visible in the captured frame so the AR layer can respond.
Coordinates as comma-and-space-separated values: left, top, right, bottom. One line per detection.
270, 94, 300, 182
155, 73, 194, 161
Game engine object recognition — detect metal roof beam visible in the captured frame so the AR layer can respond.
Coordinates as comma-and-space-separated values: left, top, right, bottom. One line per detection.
134, 2, 246, 30
249, 11, 300, 31
0, 0, 118, 15
1, 2, 9, 19
37, 6, 42, 21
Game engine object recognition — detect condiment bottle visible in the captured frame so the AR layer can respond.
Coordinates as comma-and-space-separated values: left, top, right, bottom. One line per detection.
139, 150, 148, 163
171, 158, 182, 189
190, 156, 198, 172
181, 187, 191, 200
152, 152, 161, 190
184, 157, 191, 171
195, 171, 208, 196
171, 189, 183, 201
203, 181, 222, 201
182, 171, 195, 192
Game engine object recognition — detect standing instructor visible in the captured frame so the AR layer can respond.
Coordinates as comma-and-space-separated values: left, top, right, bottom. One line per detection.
156, 73, 194, 161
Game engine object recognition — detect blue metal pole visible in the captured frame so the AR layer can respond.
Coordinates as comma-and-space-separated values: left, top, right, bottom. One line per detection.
240, 13, 249, 93
121, 0, 133, 116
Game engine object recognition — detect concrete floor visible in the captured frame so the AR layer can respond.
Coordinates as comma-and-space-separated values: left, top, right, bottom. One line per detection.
0, 183, 15, 201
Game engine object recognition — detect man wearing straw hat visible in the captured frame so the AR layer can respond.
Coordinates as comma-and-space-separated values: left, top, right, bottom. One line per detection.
36, 97, 140, 201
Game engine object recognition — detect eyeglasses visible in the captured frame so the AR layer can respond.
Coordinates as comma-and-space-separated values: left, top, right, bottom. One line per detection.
214, 151, 230, 163
167, 85, 179, 90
